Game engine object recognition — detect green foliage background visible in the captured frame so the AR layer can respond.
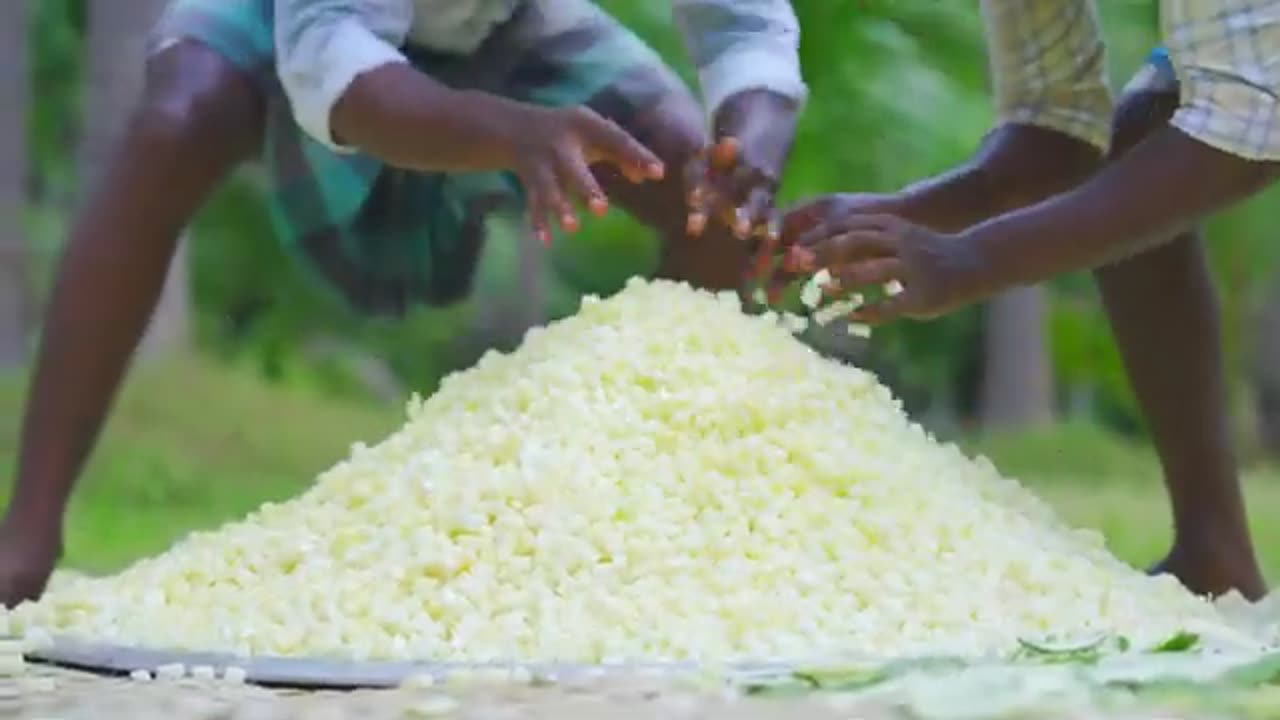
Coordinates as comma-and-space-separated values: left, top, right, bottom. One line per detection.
21, 0, 1280, 435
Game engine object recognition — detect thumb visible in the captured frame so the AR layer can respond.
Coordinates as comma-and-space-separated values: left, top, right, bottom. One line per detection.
779, 196, 839, 245
574, 108, 665, 183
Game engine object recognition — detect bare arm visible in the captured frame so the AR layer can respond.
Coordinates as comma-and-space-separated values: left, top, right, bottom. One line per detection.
1, 48, 263, 606
889, 124, 1101, 233
970, 126, 1279, 288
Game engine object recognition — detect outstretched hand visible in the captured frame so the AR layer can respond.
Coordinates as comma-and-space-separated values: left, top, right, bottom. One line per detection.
685, 89, 799, 241
752, 192, 902, 297
511, 105, 666, 245
783, 209, 995, 323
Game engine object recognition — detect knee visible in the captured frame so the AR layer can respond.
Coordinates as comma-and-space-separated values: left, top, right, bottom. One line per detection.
1108, 90, 1179, 159
133, 41, 264, 155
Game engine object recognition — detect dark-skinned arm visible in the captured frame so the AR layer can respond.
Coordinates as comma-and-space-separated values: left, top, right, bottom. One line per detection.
969, 126, 1280, 289
277, 0, 544, 175
329, 64, 558, 174
890, 124, 1101, 233
673, 0, 807, 236
776, 124, 1101, 274
277, 1, 661, 239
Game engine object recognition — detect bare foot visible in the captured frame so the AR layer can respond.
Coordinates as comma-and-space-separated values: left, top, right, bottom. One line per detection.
1149, 538, 1267, 601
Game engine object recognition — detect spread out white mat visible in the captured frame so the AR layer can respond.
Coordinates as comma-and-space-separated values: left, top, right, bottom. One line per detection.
27, 638, 792, 689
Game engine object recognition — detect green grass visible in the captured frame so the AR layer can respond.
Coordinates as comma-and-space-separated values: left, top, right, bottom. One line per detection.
1, 358, 1277, 585
966, 423, 1280, 582
0, 355, 401, 572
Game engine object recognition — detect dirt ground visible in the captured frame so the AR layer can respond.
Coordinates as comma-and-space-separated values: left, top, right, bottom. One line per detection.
0, 664, 1226, 720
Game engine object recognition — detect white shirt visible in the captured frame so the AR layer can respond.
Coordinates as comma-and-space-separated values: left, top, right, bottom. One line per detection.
274, 0, 808, 151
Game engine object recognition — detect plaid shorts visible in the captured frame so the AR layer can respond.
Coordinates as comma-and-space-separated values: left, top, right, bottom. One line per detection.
151, 0, 683, 316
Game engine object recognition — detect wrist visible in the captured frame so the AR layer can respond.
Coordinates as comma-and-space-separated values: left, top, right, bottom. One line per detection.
452, 90, 537, 167
894, 164, 1003, 233
956, 220, 1034, 297
712, 89, 799, 175
713, 89, 799, 134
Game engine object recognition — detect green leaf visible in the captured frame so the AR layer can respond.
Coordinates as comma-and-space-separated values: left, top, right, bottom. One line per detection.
792, 664, 891, 691
1152, 631, 1200, 653
1015, 634, 1108, 664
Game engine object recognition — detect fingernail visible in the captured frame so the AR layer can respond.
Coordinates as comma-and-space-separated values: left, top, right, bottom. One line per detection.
562, 215, 579, 233
648, 163, 665, 180
589, 197, 608, 216
790, 247, 815, 271
687, 214, 706, 236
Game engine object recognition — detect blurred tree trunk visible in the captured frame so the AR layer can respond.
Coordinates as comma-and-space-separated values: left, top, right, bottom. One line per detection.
80, 0, 190, 358
1256, 279, 1280, 457
977, 287, 1054, 430
0, 0, 31, 369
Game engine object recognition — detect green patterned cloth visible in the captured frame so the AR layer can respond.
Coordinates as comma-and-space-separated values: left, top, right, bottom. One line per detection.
151, 0, 677, 315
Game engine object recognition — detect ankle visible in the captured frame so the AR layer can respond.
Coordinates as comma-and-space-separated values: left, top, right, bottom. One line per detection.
1160, 536, 1267, 600
1175, 521, 1251, 552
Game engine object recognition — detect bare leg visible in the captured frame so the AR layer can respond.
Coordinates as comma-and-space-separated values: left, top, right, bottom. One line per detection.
1, 41, 264, 604
1098, 91, 1266, 599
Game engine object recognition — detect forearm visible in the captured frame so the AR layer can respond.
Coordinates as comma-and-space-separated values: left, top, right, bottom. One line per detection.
330, 64, 524, 173
892, 124, 1102, 233
971, 127, 1280, 288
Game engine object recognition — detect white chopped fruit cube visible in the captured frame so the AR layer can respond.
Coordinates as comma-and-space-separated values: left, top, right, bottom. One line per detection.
800, 272, 826, 309
20, 676, 56, 693
155, 663, 186, 681
750, 287, 768, 306
130, 670, 153, 682
885, 279, 904, 296
846, 323, 872, 338
780, 313, 810, 334
4, 279, 1242, 665
405, 695, 460, 717
812, 298, 861, 327
221, 666, 248, 684
190, 664, 217, 680
0, 654, 25, 676
22, 628, 53, 651
400, 673, 436, 689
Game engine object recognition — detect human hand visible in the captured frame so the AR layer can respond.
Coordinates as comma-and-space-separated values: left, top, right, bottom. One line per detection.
685, 90, 799, 240
750, 192, 906, 297
786, 212, 997, 324
0, 514, 61, 607
508, 105, 666, 245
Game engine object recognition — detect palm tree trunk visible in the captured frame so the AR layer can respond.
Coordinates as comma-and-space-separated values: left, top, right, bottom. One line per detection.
1256, 278, 1280, 458
978, 286, 1054, 430
0, 0, 32, 369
